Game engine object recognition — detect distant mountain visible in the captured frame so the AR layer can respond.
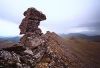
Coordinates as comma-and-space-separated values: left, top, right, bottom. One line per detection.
60, 33, 100, 42
0, 36, 20, 43
0, 36, 20, 49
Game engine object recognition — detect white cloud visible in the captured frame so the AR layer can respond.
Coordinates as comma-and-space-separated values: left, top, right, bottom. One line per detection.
67, 27, 91, 33
0, 19, 19, 37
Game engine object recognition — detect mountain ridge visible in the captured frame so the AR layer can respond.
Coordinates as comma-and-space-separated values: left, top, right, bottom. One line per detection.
60, 33, 100, 42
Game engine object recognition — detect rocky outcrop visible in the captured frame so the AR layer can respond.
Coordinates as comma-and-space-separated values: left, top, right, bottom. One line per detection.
0, 7, 68, 68
35, 32, 68, 68
0, 45, 47, 68
19, 7, 46, 35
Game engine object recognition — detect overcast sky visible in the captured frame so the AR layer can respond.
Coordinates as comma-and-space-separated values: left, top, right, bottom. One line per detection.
0, 0, 100, 37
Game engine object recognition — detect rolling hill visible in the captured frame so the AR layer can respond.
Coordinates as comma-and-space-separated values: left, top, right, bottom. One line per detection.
61, 33, 100, 42
61, 33, 100, 68
0, 36, 20, 49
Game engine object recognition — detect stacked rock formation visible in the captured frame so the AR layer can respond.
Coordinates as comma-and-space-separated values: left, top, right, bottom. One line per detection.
19, 7, 46, 34
19, 8, 46, 48
0, 7, 68, 68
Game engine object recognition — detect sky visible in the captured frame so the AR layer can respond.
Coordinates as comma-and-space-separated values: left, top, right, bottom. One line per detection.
0, 0, 100, 37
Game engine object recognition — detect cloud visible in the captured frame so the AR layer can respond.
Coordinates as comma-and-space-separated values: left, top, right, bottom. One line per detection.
0, 0, 100, 36
75, 22, 100, 35
0, 19, 19, 37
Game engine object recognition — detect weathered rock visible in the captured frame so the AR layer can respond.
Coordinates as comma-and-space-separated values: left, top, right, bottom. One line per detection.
20, 33, 45, 48
0, 43, 47, 68
19, 7, 46, 34
0, 7, 68, 68
19, 7, 46, 47
35, 32, 68, 68
0, 32, 68, 68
